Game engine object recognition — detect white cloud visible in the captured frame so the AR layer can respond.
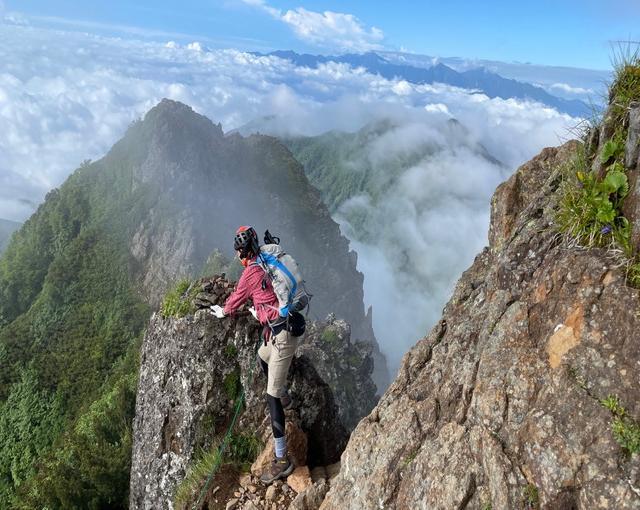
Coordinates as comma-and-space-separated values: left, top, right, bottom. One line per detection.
548, 82, 594, 95
334, 118, 510, 371
240, 0, 384, 52
240, 0, 281, 19
186, 41, 204, 52
2, 11, 30, 26
280, 8, 384, 52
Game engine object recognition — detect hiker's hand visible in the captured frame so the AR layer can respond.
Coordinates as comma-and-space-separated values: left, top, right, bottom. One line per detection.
210, 305, 225, 318
248, 306, 258, 320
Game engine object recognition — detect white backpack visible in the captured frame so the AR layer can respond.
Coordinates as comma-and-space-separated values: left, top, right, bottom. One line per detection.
255, 243, 310, 318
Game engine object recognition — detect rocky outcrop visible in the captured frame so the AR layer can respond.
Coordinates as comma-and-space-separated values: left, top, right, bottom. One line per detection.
130, 276, 376, 509
296, 316, 378, 431
320, 140, 640, 509
623, 102, 640, 250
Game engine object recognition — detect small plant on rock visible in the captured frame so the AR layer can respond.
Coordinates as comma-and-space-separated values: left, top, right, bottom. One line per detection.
321, 327, 340, 344
160, 279, 199, 318
557, 151, 630, 251
522, 483, 539, 509
223, 369, 242, 401
600, 394, 640, 455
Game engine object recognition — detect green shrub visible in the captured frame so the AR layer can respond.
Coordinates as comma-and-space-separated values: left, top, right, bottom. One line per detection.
160, 279, 198, 318
13, 350, 139, 509
223, 370, 242, 401
321, 328, 339, 344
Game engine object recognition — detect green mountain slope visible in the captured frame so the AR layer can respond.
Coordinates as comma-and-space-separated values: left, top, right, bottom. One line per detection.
0, 219, 20, 254
283, 118, 503, 218
0, 99, 381, 508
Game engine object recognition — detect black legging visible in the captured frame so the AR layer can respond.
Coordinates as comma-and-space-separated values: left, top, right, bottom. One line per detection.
260, 357, 285, 439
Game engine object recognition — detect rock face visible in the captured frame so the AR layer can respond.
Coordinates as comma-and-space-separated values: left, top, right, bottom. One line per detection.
622, 102, 640, 250
130, 276, 375, 509
296, 316, 378, 431
320, 140, 640, 509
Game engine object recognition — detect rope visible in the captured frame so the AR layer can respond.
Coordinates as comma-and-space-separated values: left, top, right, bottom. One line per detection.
192, 344, 260, 510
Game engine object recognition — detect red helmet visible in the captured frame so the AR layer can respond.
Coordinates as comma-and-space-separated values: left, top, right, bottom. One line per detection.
234, 226, 259, 259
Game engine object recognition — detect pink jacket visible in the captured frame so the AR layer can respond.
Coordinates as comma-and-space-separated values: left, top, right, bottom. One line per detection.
223, 259, 280, 325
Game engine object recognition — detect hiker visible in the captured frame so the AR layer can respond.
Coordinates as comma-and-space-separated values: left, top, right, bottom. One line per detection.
210, 225, 306, 484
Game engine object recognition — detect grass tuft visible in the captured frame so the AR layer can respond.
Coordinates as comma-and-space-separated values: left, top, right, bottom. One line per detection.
522, 484, 539, 509
609, 42, 640, 138
173, 431, 262, 510
600, 394, 640, 455
223, 370, 242, 401
160, 279, 199, 318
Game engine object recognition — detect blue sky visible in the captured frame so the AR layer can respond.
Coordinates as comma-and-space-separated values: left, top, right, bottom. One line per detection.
6, 0, 639, 70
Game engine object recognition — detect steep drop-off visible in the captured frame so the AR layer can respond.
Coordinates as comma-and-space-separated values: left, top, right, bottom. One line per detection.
321, 133, 640, 508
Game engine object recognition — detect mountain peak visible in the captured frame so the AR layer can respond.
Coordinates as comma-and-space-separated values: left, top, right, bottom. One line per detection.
143, 98, 224, 138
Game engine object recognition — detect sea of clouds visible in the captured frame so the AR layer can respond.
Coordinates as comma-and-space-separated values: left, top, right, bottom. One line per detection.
0, 21, 581, 376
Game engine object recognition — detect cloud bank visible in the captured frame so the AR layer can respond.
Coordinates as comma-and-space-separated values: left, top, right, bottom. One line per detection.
334, 119, 509, 371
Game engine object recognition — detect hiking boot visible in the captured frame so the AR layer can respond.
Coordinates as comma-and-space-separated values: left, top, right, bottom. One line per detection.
264, 390, 293, 417
260, 455, 294, 484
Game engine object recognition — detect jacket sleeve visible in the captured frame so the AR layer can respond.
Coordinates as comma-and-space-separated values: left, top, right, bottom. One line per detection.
223, 267, 253, 315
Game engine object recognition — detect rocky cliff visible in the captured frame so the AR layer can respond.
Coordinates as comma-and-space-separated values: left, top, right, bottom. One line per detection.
320, 92, 640, 506
130, 276, 377, 509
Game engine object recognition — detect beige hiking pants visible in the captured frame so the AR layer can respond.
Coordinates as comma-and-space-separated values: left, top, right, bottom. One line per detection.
258, 328, 298, 397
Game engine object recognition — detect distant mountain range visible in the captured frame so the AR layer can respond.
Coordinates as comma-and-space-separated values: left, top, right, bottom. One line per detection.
0, 219, 20, 253
258, 50, 594, 117
378, 51, 609, 101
